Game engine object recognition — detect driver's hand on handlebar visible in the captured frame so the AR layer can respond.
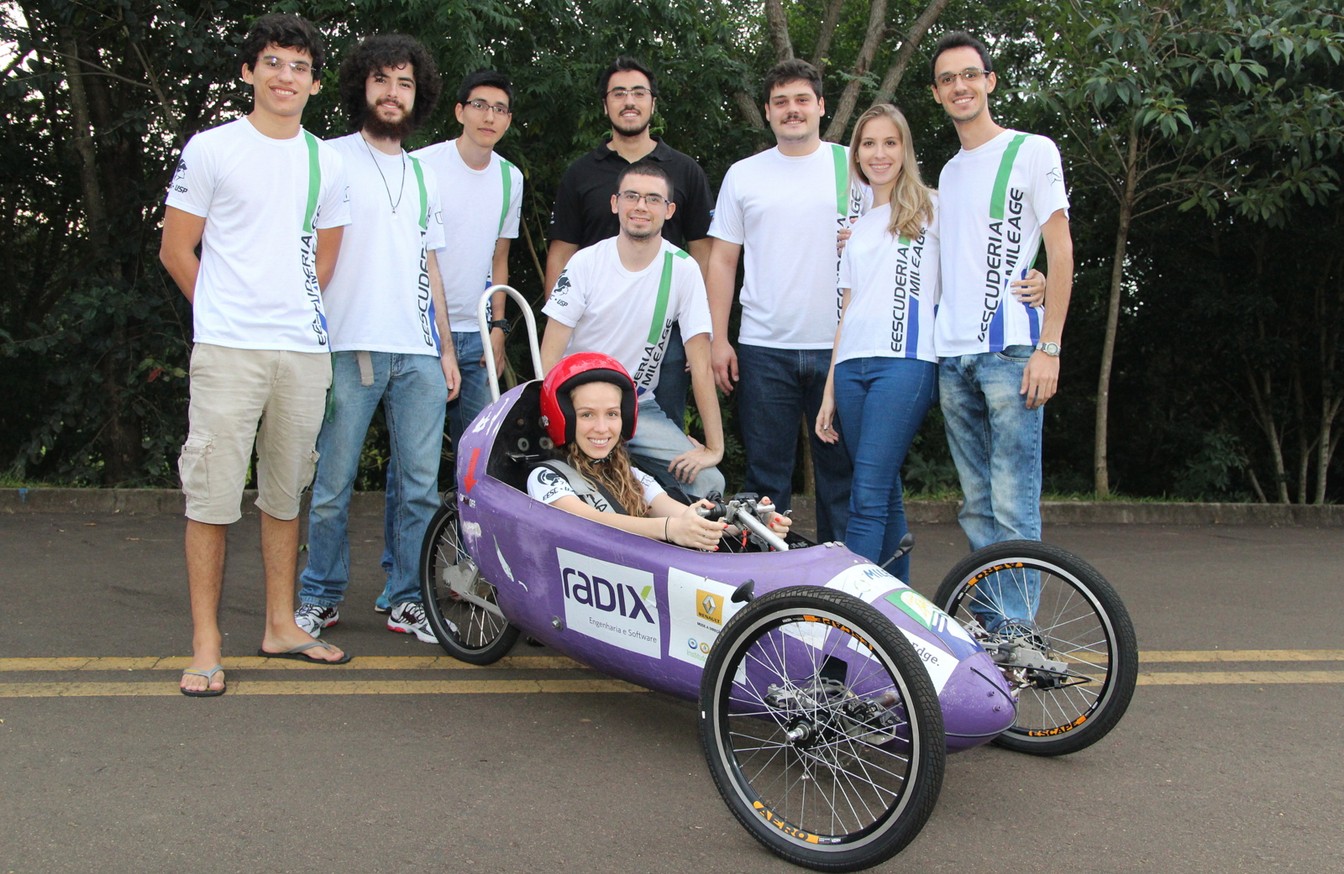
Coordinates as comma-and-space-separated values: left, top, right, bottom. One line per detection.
670, 501, 727, 551
757, 497, 793, 536
669, 438, 722, 485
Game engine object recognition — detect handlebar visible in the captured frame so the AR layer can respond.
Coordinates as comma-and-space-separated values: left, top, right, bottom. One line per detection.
696, 493, 790, 552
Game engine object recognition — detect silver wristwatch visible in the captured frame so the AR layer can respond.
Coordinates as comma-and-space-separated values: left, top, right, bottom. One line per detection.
1035, 341, 1061, 357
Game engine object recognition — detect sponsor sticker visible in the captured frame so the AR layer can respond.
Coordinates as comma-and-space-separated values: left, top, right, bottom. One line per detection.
825, 563, 901, 603
884, 588, 973, 644
897, 627, 956, 693
557, 549, 659, 657
668, 570, 741, 668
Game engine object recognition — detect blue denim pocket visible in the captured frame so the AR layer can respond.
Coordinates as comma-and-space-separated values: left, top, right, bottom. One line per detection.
997, 344, 1035, 362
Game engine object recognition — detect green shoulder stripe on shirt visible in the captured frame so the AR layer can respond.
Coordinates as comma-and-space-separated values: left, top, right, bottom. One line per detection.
989, 133, 1029, 220
303, 131, 321, 234
830, 143, 849, 216
498, 159, 515, 235
410, 155, 429, 231
648, 251, 676, 345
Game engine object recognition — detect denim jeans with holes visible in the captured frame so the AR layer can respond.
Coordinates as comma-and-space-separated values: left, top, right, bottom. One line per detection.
939, 346, 1043, 629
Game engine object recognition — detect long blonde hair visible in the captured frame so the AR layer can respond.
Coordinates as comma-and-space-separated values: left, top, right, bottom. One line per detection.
849, 103, 933, 240
565, 438, 651, 517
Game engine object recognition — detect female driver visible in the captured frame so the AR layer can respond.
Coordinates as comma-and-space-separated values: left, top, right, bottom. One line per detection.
530, 352, 790, 549
816, 104, 1041, 580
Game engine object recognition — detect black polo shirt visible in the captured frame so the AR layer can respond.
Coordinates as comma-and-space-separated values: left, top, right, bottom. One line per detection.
548, 136, 714, 249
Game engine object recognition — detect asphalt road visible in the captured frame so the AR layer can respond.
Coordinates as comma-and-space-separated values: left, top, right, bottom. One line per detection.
2, 505, 1341, 873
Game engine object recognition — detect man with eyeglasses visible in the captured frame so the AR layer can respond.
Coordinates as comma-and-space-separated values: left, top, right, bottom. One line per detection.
160, 13, 353, 695
706, 59, 864, 543
541, 161, 725, 498
929, 32, 1074, 628
293, 33, 460, 648
544, 56, 715, 438
412, 70, 523, 450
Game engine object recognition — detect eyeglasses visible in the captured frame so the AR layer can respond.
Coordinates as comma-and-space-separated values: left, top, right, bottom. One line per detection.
258, 55, 312, 77
936, 68, 989, 88
465, 98, 511, 116
606, 86, 652, 101
617, 191, 666, 207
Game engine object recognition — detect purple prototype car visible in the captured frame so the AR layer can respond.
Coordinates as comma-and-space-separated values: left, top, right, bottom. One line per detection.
417, 288, 1137, 872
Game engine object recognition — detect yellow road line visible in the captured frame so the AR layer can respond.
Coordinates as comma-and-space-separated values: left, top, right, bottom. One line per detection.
0, 678, 645, 698
4, 650, 1342, 672
1, 652, 1340, 701
1, 670, 1339, 698
0, 655, 583, 672
1141, 650, 1344, 663
1138, 671, 1344, 685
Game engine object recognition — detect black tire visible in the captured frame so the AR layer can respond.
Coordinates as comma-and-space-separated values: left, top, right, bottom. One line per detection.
419, 494, 519, 665
699, 587, 945, 872
934, 540, 1137, 756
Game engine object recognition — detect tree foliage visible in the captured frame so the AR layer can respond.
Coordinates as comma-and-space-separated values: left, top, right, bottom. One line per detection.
1031, 0, 1344, 500
2, 0, 1341, 502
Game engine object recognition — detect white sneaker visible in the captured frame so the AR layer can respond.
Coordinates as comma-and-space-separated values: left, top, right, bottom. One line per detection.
387, 602, 437, 644
295, 603, 339, 637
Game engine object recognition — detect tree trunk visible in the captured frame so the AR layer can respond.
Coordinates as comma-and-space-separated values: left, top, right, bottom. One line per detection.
822, 0, 887, 141
58, 28, 108, 253
825, 0, 952, 140
810, 0, 847, 74
871, 0, 951, 105
1243, 353, 1292, 503
1312, 245, 1341, 504
1094, 125, 1140, 497
764, 0, 794, 62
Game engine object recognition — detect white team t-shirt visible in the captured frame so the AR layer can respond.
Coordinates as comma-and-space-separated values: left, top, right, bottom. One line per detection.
165, 118, 351, 351
527, 463, 664, 511
321, 133, 446, 355
709, 143, 866, 349
542, 237, 712, 399
835, 199, 940, 365
935, 130, 1069, 357
411, 139, 523, 331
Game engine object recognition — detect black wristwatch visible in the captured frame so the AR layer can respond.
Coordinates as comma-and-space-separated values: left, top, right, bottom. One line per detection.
488, 320, 511, 335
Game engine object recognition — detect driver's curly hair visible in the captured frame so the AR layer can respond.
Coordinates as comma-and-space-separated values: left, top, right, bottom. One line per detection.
565, 442, 651, 518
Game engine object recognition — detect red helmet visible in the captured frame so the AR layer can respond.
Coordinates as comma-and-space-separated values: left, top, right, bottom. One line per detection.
541, 352, 638, 446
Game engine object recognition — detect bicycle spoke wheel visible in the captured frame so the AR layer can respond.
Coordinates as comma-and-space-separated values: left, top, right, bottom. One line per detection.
419, 494, 518, 664
935, 541, 1137, 756
699, 587, 944, 872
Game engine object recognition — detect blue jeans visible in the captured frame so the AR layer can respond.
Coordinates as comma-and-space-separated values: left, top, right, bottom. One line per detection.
736, 344, 851, 542
300, 351, 446, 609
446, 330, 494, 450
939, 346, 1043, 628
833, 356, 936, 582
378, 330, 488, 604
650, 324, 688, 429
627, 397, 726, 498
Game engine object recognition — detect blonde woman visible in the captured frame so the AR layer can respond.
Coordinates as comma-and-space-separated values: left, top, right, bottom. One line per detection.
817, 104, 1042, 579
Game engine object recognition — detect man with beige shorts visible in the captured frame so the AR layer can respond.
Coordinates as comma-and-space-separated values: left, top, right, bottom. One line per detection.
159, 13, 353, 696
